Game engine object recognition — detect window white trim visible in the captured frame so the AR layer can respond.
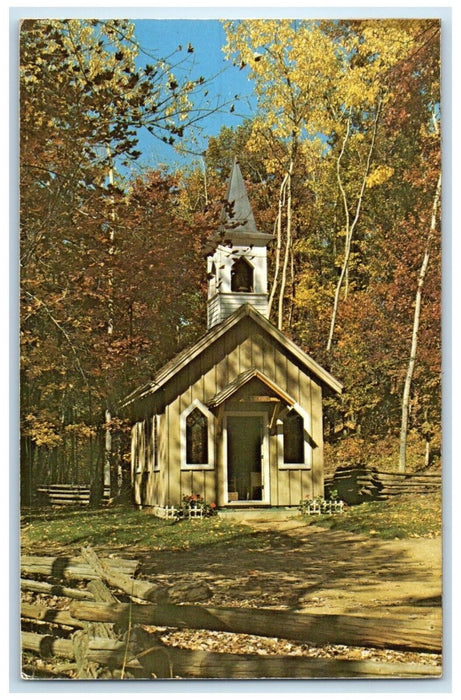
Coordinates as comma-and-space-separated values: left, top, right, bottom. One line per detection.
152, 415, 160, 472
133, 421, 144, 474
277, 402, 313, 470
180, 399, 215, 471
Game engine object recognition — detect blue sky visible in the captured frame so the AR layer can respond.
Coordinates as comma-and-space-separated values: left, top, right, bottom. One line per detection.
130, 19, 256, 172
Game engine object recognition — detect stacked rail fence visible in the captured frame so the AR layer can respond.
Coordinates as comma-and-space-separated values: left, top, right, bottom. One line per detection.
21, 547, 441, 679
325, 467, 441, 505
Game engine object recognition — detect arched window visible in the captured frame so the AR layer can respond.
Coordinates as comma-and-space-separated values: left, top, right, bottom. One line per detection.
283, 409, 304, 464
186, 407, 208, 465
231, 257, 254, 292
181, 399, 215, 470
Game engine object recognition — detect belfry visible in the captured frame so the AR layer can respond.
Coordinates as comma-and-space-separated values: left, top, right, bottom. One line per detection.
205, 158, 274, 329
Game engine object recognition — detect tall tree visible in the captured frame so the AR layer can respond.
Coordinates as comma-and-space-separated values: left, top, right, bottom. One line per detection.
222, 19, 441, 471
223, 20, 337, 330
20, 19, 217, 501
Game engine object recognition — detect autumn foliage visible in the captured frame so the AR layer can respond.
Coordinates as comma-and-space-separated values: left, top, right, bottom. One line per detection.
20, 18, 441, 501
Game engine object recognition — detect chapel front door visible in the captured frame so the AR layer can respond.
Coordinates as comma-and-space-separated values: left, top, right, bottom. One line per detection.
226, 414, 266, 502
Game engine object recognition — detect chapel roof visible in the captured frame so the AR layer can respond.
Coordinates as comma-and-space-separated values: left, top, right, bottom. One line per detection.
120, 304, 343, 411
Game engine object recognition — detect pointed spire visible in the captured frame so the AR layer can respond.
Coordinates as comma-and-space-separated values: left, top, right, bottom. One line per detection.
219, 157, 258, 234
203, 157, 273, 256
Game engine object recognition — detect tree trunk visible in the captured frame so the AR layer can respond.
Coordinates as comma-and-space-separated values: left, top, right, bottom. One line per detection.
399, 173, 441, 472
326, 99, 382, 353
267, 172, 288, 317
89, 430, 105, 506
277, 158, 294, 330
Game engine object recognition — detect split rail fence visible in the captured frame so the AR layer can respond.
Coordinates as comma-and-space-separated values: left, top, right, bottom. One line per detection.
21, 547, 442, 679
36, 485, 111, 507
325, 468, 441, 505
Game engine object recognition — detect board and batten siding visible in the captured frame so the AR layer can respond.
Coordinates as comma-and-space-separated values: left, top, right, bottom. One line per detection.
131, 317, 325, 507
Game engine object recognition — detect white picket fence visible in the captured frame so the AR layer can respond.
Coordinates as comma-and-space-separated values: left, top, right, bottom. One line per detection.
152, 504, 206, 520
299, 499, 344, 516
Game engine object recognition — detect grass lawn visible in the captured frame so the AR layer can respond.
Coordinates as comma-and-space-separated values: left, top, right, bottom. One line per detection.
299, 493, 442, 539
20, 493, 442, 554
20, 505, 259, 553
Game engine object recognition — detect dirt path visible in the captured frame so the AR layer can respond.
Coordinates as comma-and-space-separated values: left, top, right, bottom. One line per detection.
139, 516, 442, 621
239, 517, 442, 617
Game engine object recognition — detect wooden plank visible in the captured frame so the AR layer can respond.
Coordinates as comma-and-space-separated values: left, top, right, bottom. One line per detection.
167, 399, 181, 506
226, 340, 240, 384
191, 471, 206, 499
271, 419, 282, 506
215, 351, 228, 394
69, 601, 442, 653
274, 347, 288, 394
300, 469, 312, 502
204, 468, 216, 506
277, 466, 291, 507
286, 360, 300, 405
202, 346, 219, 404
261, 335, 276, 379
251, 332, 264, 372
239, 336, 253, 372
309, 379, 324, 497
180, 470, 193, 500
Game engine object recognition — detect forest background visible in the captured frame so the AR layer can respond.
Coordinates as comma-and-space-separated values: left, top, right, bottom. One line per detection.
19, 16, 442, 503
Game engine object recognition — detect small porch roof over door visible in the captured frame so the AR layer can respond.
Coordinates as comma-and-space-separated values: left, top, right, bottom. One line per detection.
207, 368, 296, 409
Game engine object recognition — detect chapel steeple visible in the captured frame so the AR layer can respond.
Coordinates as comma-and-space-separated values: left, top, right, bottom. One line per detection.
205, 158, 274, 330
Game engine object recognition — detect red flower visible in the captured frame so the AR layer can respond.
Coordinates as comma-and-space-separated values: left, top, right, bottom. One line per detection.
209, 502, 216, 509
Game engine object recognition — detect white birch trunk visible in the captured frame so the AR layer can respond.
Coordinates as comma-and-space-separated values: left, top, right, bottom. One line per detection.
399, 173, 441, 472
267, 172, 288, 317
277, 159, 294, 330
105, 147, 115, 492
326, 100, 382, 353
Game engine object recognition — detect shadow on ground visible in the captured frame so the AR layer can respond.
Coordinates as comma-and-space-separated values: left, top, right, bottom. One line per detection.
137, 521, 442, 615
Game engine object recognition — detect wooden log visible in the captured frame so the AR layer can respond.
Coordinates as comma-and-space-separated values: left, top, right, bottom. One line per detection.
80, 546, 211, 603
21, 578, 95, 600
80, 546, 169, 602
69, 601, 442, 653
21, 603, 85, 629
21, 631, 441, 679
125, 645, 442, 679
72, 629, 99, 678
22, 631, 75, 659
86, 579, 119, 640
22, 661, 78, 678
87, 579, 118, 604
21, 555, 138, 581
